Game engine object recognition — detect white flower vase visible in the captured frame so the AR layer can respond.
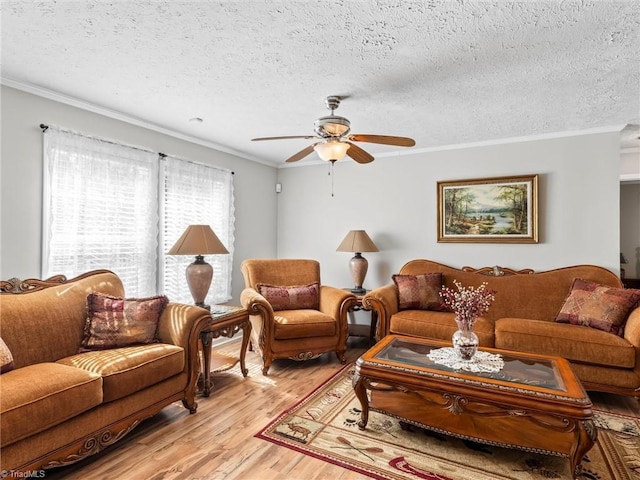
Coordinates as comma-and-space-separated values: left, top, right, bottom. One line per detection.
452, 318, 479, 361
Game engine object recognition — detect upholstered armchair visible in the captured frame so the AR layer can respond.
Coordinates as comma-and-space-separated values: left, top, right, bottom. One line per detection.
240, 258, 357, 375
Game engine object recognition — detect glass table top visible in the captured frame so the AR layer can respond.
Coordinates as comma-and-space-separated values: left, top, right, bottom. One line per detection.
371, 336, 566, 391
210, 305, 242, 317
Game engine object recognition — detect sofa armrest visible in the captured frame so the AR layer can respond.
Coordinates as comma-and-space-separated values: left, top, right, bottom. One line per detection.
240, 287, 274, 349
624, 306, 640, 349
319, 285, 356, 319
156, 302, 211, 413
240, 287, 274, 317
320, 286, 357, 345
156, 303, 210, 349
362, 284, 398, 338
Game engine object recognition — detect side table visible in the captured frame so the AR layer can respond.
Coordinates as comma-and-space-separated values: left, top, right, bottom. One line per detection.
200, 305, 251, 397
343, 289, 377, 341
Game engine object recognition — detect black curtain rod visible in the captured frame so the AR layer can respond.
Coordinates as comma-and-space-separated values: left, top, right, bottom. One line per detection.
40, 123, 48, 132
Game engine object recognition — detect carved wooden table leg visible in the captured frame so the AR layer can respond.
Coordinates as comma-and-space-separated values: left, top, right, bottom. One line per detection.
239, 320, 251, 377
571, 419, 597, 479
352, 370, 369, 430
200, 331, 214, 397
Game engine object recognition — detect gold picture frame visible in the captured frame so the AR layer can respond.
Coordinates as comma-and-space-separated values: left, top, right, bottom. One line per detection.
437, 174, 539, 243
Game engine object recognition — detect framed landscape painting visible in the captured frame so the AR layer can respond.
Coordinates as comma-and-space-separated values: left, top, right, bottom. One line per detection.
437, 174, 538, 243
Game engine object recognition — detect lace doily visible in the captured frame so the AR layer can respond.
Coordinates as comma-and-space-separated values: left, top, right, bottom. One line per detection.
427, 347, 504, 373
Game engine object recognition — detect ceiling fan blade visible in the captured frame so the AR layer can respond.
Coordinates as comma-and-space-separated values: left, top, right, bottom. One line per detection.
251, 135, 319, 141
285, 144, 317, 163
345, 142, 374, 164
347, 134, 416, 147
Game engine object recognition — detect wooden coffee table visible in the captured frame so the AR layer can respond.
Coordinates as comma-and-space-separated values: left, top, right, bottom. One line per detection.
353, 335, 596, 479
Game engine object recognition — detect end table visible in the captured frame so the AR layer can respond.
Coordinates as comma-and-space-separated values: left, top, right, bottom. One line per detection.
200, 305, 251, 397
343, 289, 377, 341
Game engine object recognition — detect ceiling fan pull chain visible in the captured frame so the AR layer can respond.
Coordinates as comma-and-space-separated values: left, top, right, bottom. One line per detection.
329, 159, 336, 197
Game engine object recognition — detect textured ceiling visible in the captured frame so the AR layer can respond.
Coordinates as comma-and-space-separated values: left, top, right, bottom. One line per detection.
2, 1, 639, 166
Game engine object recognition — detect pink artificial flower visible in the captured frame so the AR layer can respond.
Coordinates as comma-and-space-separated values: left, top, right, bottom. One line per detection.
440, 280, 496, 330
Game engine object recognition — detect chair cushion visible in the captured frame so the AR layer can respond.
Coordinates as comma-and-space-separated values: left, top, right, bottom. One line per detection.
0, 337, 15, 374
393, 273, 444, 311
273, 310, 337, 340
0, 363, 102, 447
57, 343, 184, 402
554, 279, 640, 336
496, 317, 636, 368
257, 282, 320, 310
81, 293, 169, 351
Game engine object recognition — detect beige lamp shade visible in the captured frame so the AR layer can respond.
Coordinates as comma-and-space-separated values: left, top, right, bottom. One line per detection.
337, 230, 379, 294
167, 225, 229, 256
336, 230, 379, 253
168, 225, 229, 309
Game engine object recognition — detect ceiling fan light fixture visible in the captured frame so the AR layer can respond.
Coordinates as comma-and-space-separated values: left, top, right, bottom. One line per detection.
314, 140, 350, 162
314, 115, 351, 137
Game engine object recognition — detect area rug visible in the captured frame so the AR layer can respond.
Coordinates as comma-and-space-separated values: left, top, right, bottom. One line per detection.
256, 365, 640, 480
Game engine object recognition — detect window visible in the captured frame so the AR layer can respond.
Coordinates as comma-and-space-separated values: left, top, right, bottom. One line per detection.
43, 127, 234, 304
162, 156, 235, 304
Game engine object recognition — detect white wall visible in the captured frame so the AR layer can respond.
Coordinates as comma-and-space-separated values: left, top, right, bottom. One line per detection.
0, 85, 624, 303
621, 182, 640, 279
276, 132, 622, 290
0, 86, 278, 304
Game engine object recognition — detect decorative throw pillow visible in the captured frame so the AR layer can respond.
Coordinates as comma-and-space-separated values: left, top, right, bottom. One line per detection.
257, 282, 320, 311
393, 273, 444, 311
555, 278, 640, 336
0, 337, 15, 374
81, 293, 169, 351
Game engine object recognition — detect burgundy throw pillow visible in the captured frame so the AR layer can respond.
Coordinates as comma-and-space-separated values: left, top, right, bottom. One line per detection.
0, 337, 15, 374
257, 282, 320, 311
81, 293, 169, 351
555, 278, 640, 336
393, 273, 444, 311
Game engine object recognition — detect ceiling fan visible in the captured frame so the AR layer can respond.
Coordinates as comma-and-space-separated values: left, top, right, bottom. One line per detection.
251, 96, 416, 164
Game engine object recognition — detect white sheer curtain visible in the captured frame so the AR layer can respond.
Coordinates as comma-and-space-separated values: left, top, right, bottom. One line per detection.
162, 156, 235, 304
43, 127, 235, 303
43, 128, 159, 296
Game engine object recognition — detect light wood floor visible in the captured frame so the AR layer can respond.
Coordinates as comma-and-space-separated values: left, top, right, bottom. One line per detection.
45, 337, 639, 480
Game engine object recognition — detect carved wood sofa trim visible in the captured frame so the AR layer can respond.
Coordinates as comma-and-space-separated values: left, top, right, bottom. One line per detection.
20, 395, 185, 473
461, 265, 535, 276
0, 269, 113, 294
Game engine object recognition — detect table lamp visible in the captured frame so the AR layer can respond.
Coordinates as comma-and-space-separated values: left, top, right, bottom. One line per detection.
337, 230, 379, 294
168, 225, 229, 310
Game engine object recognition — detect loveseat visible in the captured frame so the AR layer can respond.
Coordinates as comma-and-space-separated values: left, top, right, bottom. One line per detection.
362, 259, 640, 397
0, 269, 210, 473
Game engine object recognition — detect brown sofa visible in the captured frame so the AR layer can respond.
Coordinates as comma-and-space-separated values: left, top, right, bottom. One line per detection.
0, 270, 210, 473
362, 259, 640, 397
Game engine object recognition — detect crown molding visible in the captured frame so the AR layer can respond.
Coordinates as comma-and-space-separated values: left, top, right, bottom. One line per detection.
2, 77, 628, 170
375, 124, 627, 158
620, 173, 640, 182
1, 76, 274, 168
